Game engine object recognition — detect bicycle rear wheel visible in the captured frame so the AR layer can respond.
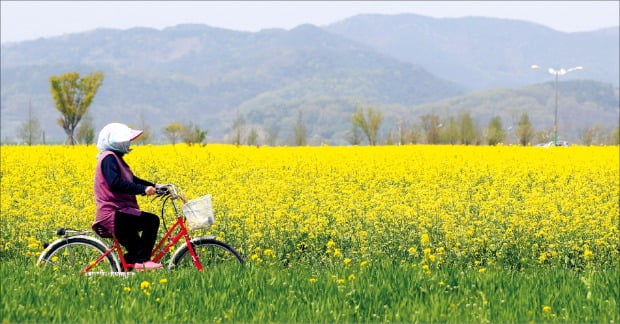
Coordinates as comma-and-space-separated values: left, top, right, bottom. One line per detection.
37, 236, 120, 273
170, 237, 244, 270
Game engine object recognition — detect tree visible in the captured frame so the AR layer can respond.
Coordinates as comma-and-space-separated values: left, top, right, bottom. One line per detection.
76, 112, 95, 145
19, 100, 42, 145
487, 116, 505, 145
580, 124, 606, 146
459, 112, 476, 145
293, 111, 308, 146
266, 125, 279, 146
351, 107, 383, 145
181, 122, 208, 146
384, 130, 396, 145
134, 109, 152, 144
535, 129, 553, 144
230, 112, 246, 146
247, 127, 259, 146
163, 122, 183, 145
402, 120, 421, 144
609, 128, 620, 145
346, 125, 362, 145
441, 116, 459, 145
420, 113, 441, 144
49, 71, 104, 145
515, 113, 534, 146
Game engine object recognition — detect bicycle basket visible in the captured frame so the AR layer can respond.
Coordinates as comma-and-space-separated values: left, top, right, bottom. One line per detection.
181, 194, 215, 230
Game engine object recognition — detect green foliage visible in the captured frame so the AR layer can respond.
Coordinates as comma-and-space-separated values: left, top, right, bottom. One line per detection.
181, 122, 208, 146
351, 107, 383, 145
459, 112, 476, 145
163, 122, 183, 145
487, 116, 506, 145
2, 260, 618, 323
49, 71, 104, 145
420, 113, 441, 144
75, 113, 95, 145
516, 113, 535, 146
293, 111, 307, 146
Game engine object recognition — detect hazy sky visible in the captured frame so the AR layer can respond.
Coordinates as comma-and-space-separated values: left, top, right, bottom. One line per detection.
1, 1, 619, 43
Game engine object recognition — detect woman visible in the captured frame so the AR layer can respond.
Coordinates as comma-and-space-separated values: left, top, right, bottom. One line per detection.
92, 123, 162, 271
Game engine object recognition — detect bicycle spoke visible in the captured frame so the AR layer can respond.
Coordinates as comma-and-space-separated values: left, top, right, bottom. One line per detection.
39, 241, 117, 273
173, 240, 243, 270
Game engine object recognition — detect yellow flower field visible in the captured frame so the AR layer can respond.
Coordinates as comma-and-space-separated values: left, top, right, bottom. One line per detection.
1, 144, 618, 270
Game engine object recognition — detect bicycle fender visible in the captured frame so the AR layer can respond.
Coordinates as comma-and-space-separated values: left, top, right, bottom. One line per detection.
36, 235, 121, 270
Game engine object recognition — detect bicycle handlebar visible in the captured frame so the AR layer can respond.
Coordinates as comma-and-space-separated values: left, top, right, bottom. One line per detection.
155, 184, 177, 197
155, 184, 187, 203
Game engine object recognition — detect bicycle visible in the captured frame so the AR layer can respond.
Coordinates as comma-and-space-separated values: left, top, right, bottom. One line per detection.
37, 184, 244, 274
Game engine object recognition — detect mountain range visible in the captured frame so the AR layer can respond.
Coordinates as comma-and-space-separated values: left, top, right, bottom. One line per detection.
1, 13, 618, 144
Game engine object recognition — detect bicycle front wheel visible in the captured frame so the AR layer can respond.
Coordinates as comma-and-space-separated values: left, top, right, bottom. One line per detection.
37, 236, 120, 273
170, 237, 244, 270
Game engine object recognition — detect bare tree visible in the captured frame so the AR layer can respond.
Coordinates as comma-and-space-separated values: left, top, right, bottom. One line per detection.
266, 125, 279, 146
346, 125, 362, 145
420, 113, 441, 144
134, 109, 152, 144
19, 100, 42, 145
230, 112, 246, 146
293, 111, 307, 146
247, 127, 260, 146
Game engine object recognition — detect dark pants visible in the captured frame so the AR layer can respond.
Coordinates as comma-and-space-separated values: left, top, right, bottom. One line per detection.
114, 211, 160, 264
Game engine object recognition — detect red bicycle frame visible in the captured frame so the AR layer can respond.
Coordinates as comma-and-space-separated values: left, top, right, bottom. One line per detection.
80, 215, 203, 273
150, 216, 203, 270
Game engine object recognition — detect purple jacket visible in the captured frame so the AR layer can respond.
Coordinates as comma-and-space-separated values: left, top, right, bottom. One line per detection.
93, 150, 142, 234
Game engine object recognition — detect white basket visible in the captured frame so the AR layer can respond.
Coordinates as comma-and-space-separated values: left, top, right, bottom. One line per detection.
182, 194, 215, 230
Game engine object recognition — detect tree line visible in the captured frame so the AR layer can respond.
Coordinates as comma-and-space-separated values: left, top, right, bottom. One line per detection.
16, 71, 620, 146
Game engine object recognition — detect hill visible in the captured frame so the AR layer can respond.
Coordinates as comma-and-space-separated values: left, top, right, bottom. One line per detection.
238, 80, 619, 144
1, 14, 618, 144
0, 24, 463, 143
326, 14, 619, 90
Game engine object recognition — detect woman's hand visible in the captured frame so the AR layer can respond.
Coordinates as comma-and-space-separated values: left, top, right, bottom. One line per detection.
144, 186, 156, 195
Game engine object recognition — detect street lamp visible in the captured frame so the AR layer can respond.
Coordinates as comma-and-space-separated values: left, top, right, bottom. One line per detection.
531, 64, 583, 146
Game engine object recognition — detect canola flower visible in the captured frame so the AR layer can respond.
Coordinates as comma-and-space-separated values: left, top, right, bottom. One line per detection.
1, 144, 618, 270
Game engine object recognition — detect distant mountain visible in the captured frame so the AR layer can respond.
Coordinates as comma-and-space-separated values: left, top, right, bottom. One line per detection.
1, 23, 463, 143
326, 14, 619, 90
1, 14, 618, 144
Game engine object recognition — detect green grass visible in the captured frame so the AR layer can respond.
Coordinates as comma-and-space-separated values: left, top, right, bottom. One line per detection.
2, 258, 618, 323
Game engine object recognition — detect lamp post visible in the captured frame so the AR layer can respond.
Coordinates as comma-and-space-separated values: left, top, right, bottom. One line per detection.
531, 65, 583, 146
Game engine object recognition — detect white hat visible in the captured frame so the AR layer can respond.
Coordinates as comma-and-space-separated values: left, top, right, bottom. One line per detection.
96, 123, 143, 153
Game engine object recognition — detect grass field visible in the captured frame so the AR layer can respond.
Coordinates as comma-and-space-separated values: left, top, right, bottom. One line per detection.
1, 144, 618, 322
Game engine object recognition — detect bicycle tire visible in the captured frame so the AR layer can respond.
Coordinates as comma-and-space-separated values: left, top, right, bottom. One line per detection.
37, 236, 120, 273
169, 237, 244, 270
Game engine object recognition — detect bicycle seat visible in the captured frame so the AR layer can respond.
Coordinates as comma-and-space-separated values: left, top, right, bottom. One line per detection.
93, 224, 113, 238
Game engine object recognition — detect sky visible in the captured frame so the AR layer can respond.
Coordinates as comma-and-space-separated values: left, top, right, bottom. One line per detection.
1, 1, 619, 44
